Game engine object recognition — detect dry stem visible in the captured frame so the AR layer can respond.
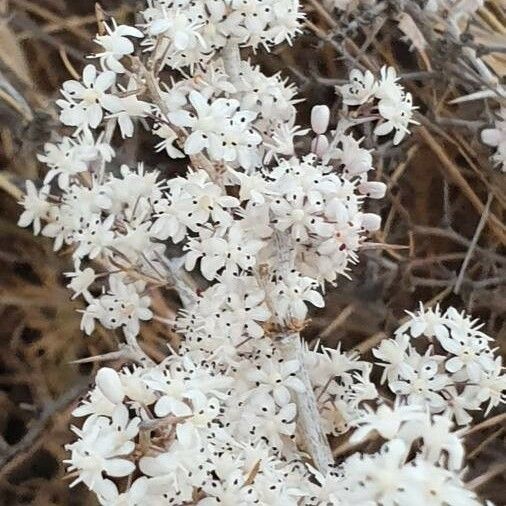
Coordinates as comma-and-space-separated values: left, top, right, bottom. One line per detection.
276, 332, 334, 473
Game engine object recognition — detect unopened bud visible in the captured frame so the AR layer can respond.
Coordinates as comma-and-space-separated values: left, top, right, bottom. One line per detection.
311, 135, 329, 157
358, 181, 387, 199
361, 213, 382, 231
96, 367, 124, 404
311, 105, 330, 134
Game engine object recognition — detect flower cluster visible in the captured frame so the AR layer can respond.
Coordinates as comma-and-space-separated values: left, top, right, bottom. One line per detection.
141, 0, 304, 71
481, 107, 506, 172
374, 304, 506, 425
57, 62, 152, 137
19, 63, 388, 336
21, 0, 382, 339
336, 66, 418, 145
160, 60, 300, 167
17, 0, 503, 505
19, 157, 168, 339
306, 344, 377, 435
66, 304, 502, 505
339, 412, 481, 505
18, 129, 383, 336
66, 347, 308, 504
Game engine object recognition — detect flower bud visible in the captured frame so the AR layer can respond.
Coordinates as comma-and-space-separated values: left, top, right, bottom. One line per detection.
311, 105, 330, 134
311, 135, 329, 157
481, 128, 500, 146
96, 367, 124, 404
361, 213, 382, 231
358, 181, 387, 199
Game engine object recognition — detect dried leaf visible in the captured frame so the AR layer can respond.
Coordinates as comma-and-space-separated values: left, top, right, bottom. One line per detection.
397, 13, 428, 52
0, 22, 32, 86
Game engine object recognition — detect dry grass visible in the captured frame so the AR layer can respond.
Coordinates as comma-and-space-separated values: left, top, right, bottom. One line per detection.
0, 0, 504, 504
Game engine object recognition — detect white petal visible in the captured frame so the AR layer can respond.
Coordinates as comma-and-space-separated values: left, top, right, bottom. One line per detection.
104, 458, 135, 477
185, 131, 208, 154
96, 367, 124, 404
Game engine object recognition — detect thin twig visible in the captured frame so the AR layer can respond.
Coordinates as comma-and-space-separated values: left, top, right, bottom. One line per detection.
454, 194, 493, 294
466, 463, 506, 490
0, 379, 89, 473
463, 413, 506, 436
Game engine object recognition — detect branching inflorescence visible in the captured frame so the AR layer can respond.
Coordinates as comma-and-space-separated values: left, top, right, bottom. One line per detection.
17, 0, 504, 505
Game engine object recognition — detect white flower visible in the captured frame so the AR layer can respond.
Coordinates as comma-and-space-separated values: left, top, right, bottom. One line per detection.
373, 333, 411, 383
268, 0, 304, 45
344, 438, 409, 504
271, 273, 325, 322
400, 459, 481, 506
84, 275, 153, 338
247, 358, 305, 405
58, 64, 120, 130
309, 344, 364, 387
169, 91, 239, 155
374, 66, 403, 102
476, 356, 506, 415
375, 91, 418, 145
66, 266, 96, 300
40, 130, 114, 189
207, 109, 262, 168
96, 477, 148, 506
147, 10, 204, 50
212, 278, 270, 339
396, 304, 449, 340
439, 331, 494, 382
139, 423, 206, 500
442, 385, 481, 425
264, 122, 308, 160
336, 66, 416, 146
271, 190, 333, 242
311, 134, 330, 157
228, 169, 269, 204
337, 134, 374, 175
389, 353, 449, 411
74, 214, 115, 259
144, 375, 192, 418
358, 181, 387, 199
185, 224, 263, 280
153, 123, 185, 158
200, 470, 258, 506
337, 68, 377, 105
64, 406, 138, 490
18, 181, 51, 235
361, 212, 381, 231
73, 387, 116, 419
39, 137, 88, 189
306, 466, 344, 505
248, 396, 296, 449
94, 20, 144, 73
400, 413, 464, 470
350, 403, 424, 443
106, 78, 152, 138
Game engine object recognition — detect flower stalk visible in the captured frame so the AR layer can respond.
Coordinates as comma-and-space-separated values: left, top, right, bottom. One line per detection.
276, 332, 334, 472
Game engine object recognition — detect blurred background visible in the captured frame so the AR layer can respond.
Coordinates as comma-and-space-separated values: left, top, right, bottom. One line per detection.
0, 0, 504, 504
